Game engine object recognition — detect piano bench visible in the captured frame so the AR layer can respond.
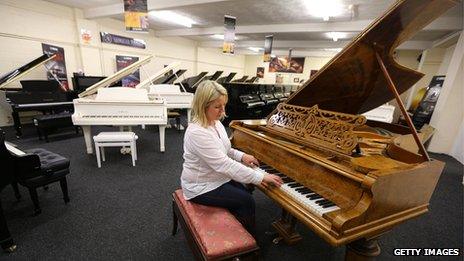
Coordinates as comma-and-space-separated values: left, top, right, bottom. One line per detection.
33, 112, 78, 142
172, 189, 259, 261
93, 132, 138, 168
17, 148, 71, 216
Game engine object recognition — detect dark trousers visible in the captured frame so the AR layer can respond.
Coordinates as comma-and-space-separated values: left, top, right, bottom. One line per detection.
190, 180, 256, 235
0, 199, 14, 250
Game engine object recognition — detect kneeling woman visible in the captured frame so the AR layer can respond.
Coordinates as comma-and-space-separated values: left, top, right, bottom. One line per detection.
180, 80, 282, 234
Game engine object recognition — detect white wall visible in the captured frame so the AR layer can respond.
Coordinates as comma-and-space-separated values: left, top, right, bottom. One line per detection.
0, 0, 246, 126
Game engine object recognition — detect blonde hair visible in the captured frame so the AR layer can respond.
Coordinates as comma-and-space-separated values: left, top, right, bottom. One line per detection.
191, 80, 228, 127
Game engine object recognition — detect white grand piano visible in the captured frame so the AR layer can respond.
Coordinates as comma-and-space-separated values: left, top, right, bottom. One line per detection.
136, 62, 193, 124
72, 55, 168, 154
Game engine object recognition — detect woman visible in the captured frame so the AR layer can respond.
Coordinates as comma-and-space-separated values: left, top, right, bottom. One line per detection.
181, 80, 283, 234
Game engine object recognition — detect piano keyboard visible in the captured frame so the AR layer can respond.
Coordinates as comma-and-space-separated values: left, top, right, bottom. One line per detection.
258, 164, 340, 216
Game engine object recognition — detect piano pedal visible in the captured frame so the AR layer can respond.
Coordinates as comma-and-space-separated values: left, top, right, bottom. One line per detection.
272, 236, 284, 245
120, 147, 132, 154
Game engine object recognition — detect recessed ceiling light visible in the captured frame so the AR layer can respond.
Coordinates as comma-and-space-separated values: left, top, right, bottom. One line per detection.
247, 47, 264, 52
210, 34, 240, 40
149, 11, 196, 28
326, 32, 347, 42
303, 0, 344, 21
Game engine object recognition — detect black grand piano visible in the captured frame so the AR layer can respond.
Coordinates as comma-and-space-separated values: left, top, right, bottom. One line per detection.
0, 54, 76, 137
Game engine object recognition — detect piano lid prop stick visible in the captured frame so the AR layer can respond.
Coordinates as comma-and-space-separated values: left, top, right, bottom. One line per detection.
375, 51, 430, 161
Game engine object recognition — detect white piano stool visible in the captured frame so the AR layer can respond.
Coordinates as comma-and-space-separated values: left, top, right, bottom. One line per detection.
93, 132, 138, 168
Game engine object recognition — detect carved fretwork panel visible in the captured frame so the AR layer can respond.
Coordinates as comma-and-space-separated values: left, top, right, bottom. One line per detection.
267, 104, 366, 155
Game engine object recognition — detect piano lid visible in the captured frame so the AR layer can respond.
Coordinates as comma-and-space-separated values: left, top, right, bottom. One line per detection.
285, 0, 459, 115
78, 55, 153, 98
135, 62, 181, 90
0, 54, 55, 89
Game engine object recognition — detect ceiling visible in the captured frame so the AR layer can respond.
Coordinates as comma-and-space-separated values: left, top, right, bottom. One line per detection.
46, 0, 463, 56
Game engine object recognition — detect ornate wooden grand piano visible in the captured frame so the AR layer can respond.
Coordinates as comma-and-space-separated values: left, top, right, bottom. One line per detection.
229, 0, 459, 259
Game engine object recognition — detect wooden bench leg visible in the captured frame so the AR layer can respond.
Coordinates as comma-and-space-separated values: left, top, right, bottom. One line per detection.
172, 200, 178, 236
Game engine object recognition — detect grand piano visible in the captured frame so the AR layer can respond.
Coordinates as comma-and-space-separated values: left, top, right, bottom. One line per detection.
136, 62, 194, 125
0, 54, 75, 137
72, 55, 168, 154
230, 0, 458, 259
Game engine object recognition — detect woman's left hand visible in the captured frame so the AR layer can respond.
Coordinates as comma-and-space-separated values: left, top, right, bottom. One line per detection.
242, 154, 259, 167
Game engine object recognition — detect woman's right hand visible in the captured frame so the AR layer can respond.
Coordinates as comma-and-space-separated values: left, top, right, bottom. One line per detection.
261, 174, 283, 188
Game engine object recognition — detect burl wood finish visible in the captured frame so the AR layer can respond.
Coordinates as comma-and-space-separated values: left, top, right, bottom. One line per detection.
229, 0, 458, 253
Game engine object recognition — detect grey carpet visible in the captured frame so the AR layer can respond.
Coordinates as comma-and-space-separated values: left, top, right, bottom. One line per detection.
0, 123, 462, 260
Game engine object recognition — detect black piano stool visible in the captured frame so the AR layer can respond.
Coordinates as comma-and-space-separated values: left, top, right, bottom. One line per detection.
16, 148, 71, 216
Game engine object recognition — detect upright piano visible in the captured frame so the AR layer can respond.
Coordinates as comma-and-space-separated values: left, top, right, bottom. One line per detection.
230, 0, 458, 258
0, 54, 75, 137
72, 55, 168, 154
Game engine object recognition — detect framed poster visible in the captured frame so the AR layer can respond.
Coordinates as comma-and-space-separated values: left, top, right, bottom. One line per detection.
269, 56, 305, 73
412, 75, 445, 128
256, 67, 264, 78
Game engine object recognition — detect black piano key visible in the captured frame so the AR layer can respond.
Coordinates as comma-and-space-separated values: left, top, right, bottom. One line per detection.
282, 177, 294, 183
288, 183, 302, 188
322, 203, 336, 208
316, 199, 331, 205
308, 194, 323, 200
305, 193, 317, 198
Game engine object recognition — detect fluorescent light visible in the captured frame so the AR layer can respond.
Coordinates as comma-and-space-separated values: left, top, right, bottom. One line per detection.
303, 0, 344, 21
210, 34, 240, 40
149, 11, 196, 28
326, 32, 347, 42
247, 47, 263, 52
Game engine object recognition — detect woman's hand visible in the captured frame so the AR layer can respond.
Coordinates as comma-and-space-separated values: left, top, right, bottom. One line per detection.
241, 154, 259, 167
261, 174, 283, 188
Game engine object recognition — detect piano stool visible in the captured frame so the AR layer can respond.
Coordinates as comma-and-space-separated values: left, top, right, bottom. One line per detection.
15, 148, 71, 216
172, 189, 259, 261
33, 112, 79, 142
93, 132, 138, 168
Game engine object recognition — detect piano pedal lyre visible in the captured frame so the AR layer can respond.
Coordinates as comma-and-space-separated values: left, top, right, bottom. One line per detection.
271, 209, 302, 245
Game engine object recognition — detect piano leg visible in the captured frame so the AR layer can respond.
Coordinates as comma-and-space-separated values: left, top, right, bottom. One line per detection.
187, 109, 192, 124
271, 209, 303, 245
159, 125, 166, 152
81, 126, 93, 154
345, 238, 381, 261
11, 110, 22, 137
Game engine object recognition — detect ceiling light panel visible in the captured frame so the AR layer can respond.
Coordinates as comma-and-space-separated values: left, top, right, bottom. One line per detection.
149, 11, 196, 28
303, 0, 345, 21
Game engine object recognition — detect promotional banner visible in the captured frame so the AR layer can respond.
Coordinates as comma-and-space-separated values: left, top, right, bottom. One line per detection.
263, 35, 273, 62
223, 15, 236, 54
116, 55, 140, 87
41, 43, 69, 91
124, 0, 149, 33
269, 56, 305, 73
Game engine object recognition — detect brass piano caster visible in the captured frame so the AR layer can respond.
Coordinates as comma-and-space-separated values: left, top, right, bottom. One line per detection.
272, 236, 283, 245
120, 147, 131, 154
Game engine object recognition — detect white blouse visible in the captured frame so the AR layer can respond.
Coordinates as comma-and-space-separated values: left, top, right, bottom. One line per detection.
181, 120, 265, 200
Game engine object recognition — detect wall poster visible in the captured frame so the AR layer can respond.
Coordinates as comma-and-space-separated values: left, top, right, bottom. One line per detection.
412, 75, 445, 129
263, 35, 273, 62
116, 55, 140, 87
256, 67, 264, 78
269, 56, 305, 73
41, 43, 69, 91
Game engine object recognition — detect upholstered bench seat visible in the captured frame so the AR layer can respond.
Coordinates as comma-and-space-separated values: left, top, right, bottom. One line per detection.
172, 189, 259, 261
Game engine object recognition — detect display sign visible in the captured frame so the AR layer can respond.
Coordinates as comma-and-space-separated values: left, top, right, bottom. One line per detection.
263, 35, 273, 62
41, 43, 69, 91
223, 15, 236, 54
116, 55, 140, 87
124, 0, 149, 32
100, 32, 146, 49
